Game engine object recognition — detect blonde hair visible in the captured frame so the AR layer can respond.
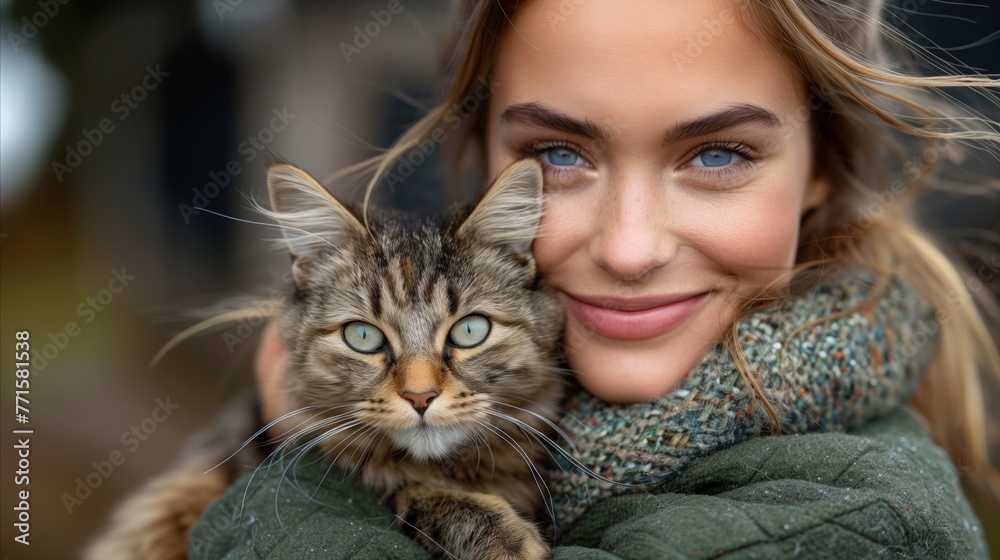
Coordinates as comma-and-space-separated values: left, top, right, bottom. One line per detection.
327, 0, 1000, 500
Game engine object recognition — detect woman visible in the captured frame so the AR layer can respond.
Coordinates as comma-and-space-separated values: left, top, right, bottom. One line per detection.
193, 0, 999, 557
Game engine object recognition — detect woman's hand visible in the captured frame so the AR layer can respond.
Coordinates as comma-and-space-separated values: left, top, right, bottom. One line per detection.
254, 321, 295, 437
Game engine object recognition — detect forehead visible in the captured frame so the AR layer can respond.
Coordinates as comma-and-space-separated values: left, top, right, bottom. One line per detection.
490, 0, 804, 134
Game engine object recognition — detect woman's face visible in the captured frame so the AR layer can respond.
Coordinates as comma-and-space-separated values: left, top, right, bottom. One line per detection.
486, 0, 829, 403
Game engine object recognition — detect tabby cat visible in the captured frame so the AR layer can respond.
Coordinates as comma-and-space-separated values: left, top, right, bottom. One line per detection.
84, 159, 566, 560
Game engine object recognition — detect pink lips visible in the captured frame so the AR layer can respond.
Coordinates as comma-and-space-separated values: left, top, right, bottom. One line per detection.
560, 291, 708, 341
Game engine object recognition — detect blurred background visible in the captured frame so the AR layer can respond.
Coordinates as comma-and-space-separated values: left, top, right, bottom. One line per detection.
0, 0, 997, 558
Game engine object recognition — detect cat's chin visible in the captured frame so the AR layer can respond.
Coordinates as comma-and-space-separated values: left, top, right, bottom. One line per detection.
390, 424, 469, 462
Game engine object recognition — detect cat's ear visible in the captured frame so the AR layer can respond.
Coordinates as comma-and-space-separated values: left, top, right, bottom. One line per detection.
266, 163, 367, 279
458, 159, 544, 251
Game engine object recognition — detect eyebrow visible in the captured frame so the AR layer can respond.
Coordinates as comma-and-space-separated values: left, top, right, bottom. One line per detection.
500, 103, 610, 142
663, 104, 781, 144
499, 102, 781, 145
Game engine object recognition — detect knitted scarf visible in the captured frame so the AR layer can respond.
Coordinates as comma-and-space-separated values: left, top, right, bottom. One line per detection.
549, 268, 937, 529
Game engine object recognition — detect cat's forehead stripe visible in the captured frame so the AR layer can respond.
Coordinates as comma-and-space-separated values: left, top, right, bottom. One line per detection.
369, 280, 383, 318
421, 274, 438, 306
398, 253, 412, 279
388, 267, 416, 309
446, 281, 459, 317
399, 254, 416, 298
389, 264, 408, 306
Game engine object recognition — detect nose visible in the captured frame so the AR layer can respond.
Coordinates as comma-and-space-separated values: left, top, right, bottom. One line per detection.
592, 180, 674, 281
401, 391, 439, 415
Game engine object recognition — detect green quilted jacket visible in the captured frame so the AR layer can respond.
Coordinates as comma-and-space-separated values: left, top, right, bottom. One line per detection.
189, 406, 987, 559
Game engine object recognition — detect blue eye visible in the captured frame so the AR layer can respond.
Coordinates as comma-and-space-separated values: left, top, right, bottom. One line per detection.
448, 315, 491, 348
543, 148, 580, 167
343, 321, 386, 353
691, 148, 737, 167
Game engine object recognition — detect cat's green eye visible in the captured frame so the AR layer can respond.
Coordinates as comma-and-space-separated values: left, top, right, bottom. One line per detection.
448, 315, 491, 348
343, 321, 386, 353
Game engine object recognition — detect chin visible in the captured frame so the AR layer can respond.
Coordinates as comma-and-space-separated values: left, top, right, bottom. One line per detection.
566, 290, 734, 403
569, 340, 712, 404
390, 425, 470, 461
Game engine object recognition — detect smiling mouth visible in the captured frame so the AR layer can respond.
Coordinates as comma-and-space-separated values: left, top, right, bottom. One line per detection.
559, 291, 708, 341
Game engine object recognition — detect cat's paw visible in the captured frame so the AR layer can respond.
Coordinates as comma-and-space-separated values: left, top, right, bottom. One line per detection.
394, 485, 549, 560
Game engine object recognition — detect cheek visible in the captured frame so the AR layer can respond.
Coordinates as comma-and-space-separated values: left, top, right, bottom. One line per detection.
681, 174, 808, 282
531, 192, 595, 278
691, 198, 799, 266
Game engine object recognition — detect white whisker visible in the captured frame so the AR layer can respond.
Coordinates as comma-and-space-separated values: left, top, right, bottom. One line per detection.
193, 205, 341, 252
476, 419, 555, 526
322, 423, 372, 469
269, 419, 371, 532
309, 425, 377, 502
209, 404, 356, 474
482, 409, 646, 488
245, 416, 365, 509
354, 428, 389, 475
469, 428, 485, 476
483, 399, 578, 451
341, 426, 382, 481
254, 413, 363, 482
393, 513, 459, 560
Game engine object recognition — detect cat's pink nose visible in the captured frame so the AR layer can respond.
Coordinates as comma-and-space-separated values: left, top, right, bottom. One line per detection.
402, 391, 439, 414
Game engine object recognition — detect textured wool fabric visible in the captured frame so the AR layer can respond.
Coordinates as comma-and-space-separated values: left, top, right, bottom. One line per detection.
549, 268, 937, 528
553, 407, 987, 559
188, 463, 427, 560
189, 267, 956, 558
189, 408, 987, 559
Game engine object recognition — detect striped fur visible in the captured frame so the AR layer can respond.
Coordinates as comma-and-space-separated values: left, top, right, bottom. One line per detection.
86, 159, 565, 560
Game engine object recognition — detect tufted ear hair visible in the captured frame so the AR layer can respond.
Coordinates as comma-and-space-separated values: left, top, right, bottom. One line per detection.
457, 159, 544, 252
265, 163, 368, 283
266, 163, 368, 257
